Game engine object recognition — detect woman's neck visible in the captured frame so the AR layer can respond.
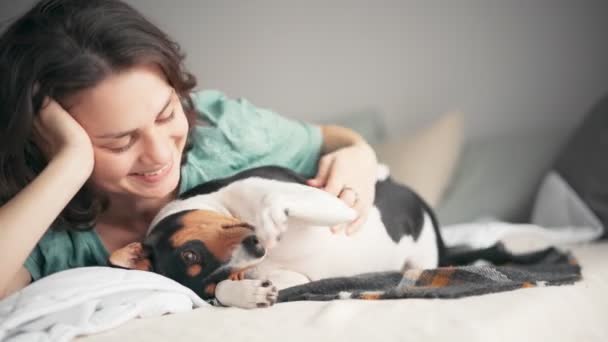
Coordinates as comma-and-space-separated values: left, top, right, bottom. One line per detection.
93, 190, 178, 253
98, 192, 175, 229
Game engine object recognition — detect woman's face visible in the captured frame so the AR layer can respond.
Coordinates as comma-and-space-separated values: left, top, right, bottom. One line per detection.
66, 64, 189, 201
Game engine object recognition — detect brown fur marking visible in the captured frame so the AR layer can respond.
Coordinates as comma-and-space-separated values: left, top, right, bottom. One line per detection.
170, 210, 253, 262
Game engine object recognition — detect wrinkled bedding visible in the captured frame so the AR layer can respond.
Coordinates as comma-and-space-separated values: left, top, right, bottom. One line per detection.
81, 225, 608, 342
0, 268, 206, 342
2, 222, 605, 342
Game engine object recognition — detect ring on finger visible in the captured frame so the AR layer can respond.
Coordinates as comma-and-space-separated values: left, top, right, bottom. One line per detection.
340, 186, 359, 204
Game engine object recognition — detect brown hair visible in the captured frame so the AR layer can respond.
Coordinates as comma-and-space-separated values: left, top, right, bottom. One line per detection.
0, 0, 199, 230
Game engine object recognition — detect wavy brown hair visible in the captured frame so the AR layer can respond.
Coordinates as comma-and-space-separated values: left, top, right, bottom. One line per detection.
0, 0, 199, 230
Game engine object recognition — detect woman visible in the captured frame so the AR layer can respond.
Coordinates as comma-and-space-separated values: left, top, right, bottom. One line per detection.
0, 0, 377, 299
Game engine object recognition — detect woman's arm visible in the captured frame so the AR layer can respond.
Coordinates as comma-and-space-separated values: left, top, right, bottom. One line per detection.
0, 98, 94, 299
307, 125, 378, 235
0, 151, 92, 299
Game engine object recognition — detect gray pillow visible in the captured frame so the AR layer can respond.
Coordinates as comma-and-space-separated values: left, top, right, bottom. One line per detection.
535, 93, 608, 238
436, 133, 562, 225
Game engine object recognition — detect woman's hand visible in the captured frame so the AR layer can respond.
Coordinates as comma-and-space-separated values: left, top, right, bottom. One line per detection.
307, 142, 378, 235
33, 97, 95, 174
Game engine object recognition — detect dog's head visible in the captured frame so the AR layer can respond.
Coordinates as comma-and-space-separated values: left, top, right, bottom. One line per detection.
108, 209, 266, 300
108, 176, 360, 300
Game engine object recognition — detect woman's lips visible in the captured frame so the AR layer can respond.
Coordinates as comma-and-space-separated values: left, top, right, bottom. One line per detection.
130, 159, 173, 184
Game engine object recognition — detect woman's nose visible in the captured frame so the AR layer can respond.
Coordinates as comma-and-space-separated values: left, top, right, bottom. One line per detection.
139, 129, 172, 165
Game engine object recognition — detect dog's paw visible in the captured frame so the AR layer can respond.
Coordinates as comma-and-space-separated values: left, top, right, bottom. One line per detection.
235, 279, 279, 309
215, 279, 279, 309
252, 279, 279, 308
256, 194, 290, 248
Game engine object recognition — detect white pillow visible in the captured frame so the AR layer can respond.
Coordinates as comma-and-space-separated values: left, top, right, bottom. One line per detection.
531, 171, 604, 231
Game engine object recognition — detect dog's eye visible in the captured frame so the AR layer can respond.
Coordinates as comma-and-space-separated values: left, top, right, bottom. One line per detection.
181, 250, 200, 265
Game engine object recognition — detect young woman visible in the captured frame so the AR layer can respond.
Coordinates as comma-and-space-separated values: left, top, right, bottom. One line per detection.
0, 0, 378, 299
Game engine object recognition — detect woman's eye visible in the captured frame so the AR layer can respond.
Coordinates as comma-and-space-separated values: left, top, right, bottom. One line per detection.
109, 145, 132, 153
107, 138, 135, 153
156, 111, 175, 124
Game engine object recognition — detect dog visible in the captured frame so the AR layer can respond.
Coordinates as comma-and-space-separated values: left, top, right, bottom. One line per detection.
109, 165, 542, 308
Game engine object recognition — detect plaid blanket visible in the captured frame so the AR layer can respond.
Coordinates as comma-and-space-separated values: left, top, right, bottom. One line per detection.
278, 246, 581, 302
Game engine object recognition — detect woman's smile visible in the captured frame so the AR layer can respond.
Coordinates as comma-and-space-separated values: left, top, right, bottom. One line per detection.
130, 157, 175, 185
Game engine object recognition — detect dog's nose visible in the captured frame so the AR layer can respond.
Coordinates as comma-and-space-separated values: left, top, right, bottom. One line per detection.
242, 235, 265, 258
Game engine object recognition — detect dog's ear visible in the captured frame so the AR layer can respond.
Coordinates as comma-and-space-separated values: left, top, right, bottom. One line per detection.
284, 184, 358, 226
108, 242, 153, 271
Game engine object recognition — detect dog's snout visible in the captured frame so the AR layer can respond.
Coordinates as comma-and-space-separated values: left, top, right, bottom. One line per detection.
242, 235, 265, 258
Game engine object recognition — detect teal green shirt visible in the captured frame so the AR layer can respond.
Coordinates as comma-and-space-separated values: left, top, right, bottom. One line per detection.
24, 90, 322, 281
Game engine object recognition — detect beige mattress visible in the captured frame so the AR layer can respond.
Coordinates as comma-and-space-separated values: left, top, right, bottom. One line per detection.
79, 240, 608, 342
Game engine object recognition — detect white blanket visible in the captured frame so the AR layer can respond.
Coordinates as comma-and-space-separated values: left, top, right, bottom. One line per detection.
0, 267, 207, 342
441, 220, 603, 250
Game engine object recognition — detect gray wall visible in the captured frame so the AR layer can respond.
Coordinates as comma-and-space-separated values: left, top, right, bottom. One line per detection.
2, 0, 608, 142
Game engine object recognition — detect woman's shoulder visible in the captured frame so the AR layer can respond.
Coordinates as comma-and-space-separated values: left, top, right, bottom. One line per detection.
189, 89, 228, 123
189, 89, 226, 108
180, 89, 323, 193
189, 89, 261, 126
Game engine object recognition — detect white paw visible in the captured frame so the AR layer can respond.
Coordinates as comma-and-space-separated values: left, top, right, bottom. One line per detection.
254, 279, 279, 308
238, 279, 279, 309
256, 194, 289, 249
215, 278, 279, 309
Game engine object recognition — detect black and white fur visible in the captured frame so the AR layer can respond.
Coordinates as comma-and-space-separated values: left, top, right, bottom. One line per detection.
147, 165, 447, 308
